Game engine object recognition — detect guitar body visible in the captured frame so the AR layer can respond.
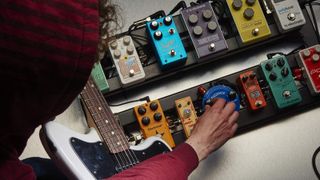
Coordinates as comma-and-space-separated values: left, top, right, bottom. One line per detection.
41, 121, 172, 180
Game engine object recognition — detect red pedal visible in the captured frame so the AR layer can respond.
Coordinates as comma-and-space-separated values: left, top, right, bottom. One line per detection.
239, 70, 267, 110
297, 44, 320, 95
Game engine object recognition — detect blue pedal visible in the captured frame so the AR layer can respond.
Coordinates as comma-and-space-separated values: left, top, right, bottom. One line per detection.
146, 16, 187, 70
202, 85, 240, 111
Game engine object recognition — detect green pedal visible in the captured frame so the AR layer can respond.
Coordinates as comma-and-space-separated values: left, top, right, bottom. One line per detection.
260, 55, 301, 109
91, 62, 109, 93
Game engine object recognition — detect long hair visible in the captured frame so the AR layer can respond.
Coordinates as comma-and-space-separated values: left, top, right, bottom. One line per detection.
97, 0, 121, 61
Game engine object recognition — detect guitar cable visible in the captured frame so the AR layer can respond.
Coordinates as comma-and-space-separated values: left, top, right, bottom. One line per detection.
312, 145, 320, 179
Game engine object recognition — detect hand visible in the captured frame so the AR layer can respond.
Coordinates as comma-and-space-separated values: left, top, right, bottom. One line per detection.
186, 98, 239, 161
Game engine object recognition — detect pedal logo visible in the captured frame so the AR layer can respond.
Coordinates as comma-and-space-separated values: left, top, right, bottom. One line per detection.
277, 5, 294, 14
310, 67, 320, 75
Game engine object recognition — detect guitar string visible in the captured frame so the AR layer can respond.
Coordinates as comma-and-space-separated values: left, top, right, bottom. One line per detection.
92, 85, 137, 169
82, 84, 126, 171
87, 80, 135, 170
81, 91, 123, 171
100, 98, 140, 165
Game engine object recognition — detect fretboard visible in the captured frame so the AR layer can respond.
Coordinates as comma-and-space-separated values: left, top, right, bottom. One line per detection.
80, 76, 129, 153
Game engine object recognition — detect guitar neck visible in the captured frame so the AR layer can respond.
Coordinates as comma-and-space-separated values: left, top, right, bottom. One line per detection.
80, 76, 129, 153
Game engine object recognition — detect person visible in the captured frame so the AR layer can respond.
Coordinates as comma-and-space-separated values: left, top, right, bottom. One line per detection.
0, 0, 239, 179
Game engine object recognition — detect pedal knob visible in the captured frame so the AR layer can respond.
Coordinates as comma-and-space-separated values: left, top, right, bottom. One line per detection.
315, 45, 320, 53
207, 21, 217, 32
138, 106, 146, 115
249, 72, 256, 79
150, 21, 159, 30
202, 9, 213, 21
193, 26, 203, 36
150, 102, 158, 111
208, 43, 215, 51
164, 16, 172, 26
302, 49, 311, 57
312, 54, 320, 62
283, 90, 291, 98
265, 62, 273, 71
154, 113, 162, 121
252, 28, 259, 36
123, 36, 131, 46
269, 72, 277, 81
246, 0, 256, 6
287, 13, 296, 21
110, 41, 118, 49
242, 75, 248, 82
188, 14, 198, 25
126, 45, 134, 55
142, 116, 150, 126
229, 90, 237, 100
232, 0, 242, 10
154, 31, 162, 40
281, 67, 289, 77
244, 8, 254, 20
277, 58, 285, 67
113, 49, 121, 59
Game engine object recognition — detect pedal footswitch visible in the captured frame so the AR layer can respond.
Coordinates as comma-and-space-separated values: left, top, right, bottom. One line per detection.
239, 70, 267, 110
260, 55, 302, 109
181, 2, 228, 60
267, 0, 306, 33
226, 0, 271, 44
175, 96, 198, 138
133, 100, 175, 148
296, 44, 320, 95
108, 35, 145, 87
146, 16, 187, 70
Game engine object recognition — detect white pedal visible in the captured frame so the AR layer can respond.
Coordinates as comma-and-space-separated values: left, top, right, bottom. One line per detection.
267, 0, 305, 33
108, 36, 145, 86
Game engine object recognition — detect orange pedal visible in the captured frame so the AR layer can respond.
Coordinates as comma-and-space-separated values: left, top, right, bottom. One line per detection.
239, 70, 267, 110
134, 100, 175, 148
175, 97, 198, 138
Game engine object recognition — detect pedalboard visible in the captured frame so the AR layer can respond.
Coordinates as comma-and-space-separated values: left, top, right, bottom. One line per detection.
133, 100, 175, 148
267, 0, 306, 33
91, 62, 109, 93
226, 0, 271, 44
201, 84, 241, 111
296, 44, 320, 95
108, 35, 145, 86
146, 16, 187, 70
180, 2, 228, 60
175, 96, 198, 138
239, 70, 267, 110
260, 55, 302, 109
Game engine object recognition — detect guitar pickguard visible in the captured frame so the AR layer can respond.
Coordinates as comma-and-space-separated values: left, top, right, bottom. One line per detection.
71, 137, 170, 179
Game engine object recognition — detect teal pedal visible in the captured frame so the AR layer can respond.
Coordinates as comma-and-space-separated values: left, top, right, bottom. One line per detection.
91, 62, 109, 93
260, 55, 301, 109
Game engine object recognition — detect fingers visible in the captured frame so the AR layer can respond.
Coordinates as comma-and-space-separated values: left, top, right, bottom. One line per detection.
222, 101, 236, 117
211, 98, 226, 111
228, 111, 239, 125
229, 123, 238, 137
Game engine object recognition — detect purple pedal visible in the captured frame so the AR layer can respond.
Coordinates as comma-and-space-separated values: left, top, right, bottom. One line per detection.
181, 2, 228, 60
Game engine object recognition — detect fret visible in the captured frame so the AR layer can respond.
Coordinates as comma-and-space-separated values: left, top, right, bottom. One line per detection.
80, 76, 129, 154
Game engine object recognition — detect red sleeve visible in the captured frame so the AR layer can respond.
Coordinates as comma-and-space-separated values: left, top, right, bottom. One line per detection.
108, 143, 199, 180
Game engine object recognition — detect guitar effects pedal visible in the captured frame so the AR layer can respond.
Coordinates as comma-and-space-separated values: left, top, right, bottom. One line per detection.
133, 100, 175, 148
260, 55, 302, 109
296, 44, 320, 95
226, 0, 271, 44
201, 85, 241, 111
175, 96, 198, 138
108, 35, 145, 87
180, 2, 228, 60
266, 0, 305, 33
239, 70, 267, 110
91, 62, 109, 93
146, 16, 187, 70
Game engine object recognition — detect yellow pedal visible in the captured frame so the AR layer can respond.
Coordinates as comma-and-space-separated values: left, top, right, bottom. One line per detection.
175, 97, 198, 138
134, 100, 175, 148
226, 0, 271, 44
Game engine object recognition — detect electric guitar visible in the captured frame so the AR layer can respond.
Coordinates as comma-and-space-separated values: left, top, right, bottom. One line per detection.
40, 76, 172, 180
